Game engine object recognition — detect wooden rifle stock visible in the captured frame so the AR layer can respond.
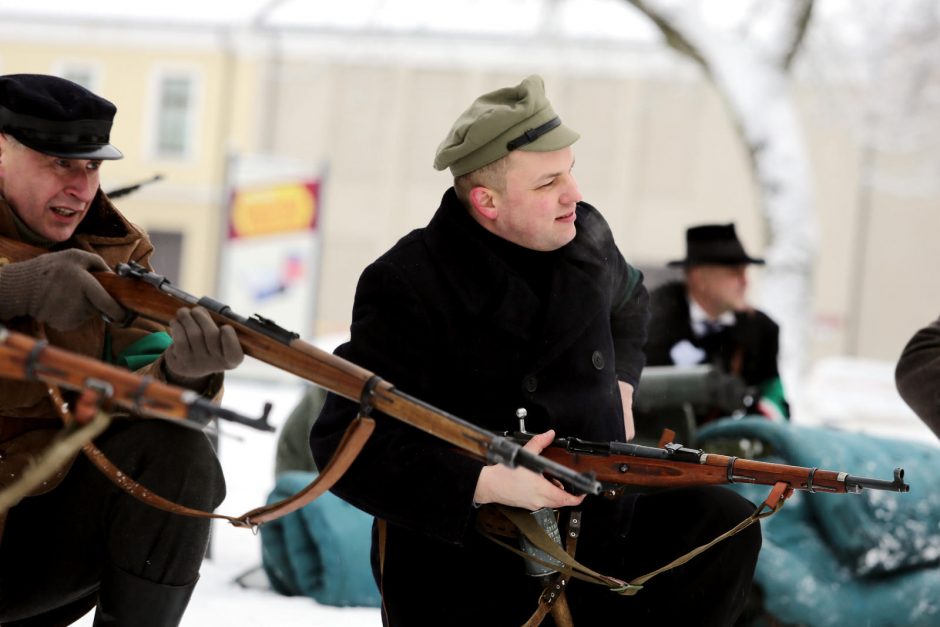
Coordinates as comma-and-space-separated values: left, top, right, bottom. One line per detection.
0, 235, 601, 495
0, 321, 376, 526
0, 324, 271, 430
535, 436, 910, 496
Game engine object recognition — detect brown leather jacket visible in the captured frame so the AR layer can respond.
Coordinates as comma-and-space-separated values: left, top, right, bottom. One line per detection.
0, 190, 217, 537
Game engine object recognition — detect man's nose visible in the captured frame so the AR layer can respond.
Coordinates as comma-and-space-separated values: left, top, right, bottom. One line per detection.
65, 169, 97, 202
560, 174, 582, 206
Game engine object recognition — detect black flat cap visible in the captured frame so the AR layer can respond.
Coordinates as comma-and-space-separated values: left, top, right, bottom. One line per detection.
0, 73, 122, 160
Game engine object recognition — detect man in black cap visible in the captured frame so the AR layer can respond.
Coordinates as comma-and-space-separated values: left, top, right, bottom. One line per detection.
311, 76, 760, 626
0, 74, 243, 626
644, 223, 789, 424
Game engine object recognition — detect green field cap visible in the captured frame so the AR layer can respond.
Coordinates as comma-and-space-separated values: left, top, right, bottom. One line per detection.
433, 75, 579, 177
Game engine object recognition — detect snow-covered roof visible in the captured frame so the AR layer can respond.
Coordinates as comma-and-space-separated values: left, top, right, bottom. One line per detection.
0, 0, 658, 42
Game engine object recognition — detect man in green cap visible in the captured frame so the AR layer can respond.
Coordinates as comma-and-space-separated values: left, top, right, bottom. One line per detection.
312, 75, 760, 625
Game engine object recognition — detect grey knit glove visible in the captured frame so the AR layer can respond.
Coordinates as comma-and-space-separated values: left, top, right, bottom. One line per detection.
164, 306, 244, 384
0, 249, 126, 330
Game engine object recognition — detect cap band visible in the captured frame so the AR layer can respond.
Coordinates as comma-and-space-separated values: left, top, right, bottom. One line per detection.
0, 105, 112, 145
506, 116, 562, 151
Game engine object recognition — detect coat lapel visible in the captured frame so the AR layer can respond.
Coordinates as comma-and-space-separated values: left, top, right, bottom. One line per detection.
424, 190, 542, 342
531, 209, 606, 371
424, 192, 606, 368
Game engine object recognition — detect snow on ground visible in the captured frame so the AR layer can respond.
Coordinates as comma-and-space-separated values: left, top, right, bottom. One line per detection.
182, 373, 383, 627
794, 356, 939, 445
75, 354, 936, 625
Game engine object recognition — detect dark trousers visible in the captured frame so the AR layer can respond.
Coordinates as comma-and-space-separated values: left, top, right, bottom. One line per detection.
0, 420, 226, 624
379, 486, 761, 627
565, 486, 761, 627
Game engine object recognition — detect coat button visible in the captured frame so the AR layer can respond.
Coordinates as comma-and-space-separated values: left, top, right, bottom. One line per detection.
523, 375, 538, 393
591, 350, 605, 370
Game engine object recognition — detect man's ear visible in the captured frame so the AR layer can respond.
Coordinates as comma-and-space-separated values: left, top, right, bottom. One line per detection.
468, 186, 498, 222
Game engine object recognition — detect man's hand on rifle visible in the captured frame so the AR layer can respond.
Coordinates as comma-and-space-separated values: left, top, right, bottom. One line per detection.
163, 306, 244, 388
619, 380, 635, 441
0, 249, 126, 330
473, 429, 586, 510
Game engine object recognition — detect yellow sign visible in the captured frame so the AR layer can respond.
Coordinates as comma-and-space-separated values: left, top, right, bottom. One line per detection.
229, 181, 318, 238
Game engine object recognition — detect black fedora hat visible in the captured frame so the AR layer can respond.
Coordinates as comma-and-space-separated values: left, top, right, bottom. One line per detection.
0, 73, 122, 160
667, 223, 764, 267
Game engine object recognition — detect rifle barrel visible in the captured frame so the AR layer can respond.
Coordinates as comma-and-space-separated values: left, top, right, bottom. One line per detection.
539, 434, 910, 495
105, 263, 603, 494
846, 468, 909, 493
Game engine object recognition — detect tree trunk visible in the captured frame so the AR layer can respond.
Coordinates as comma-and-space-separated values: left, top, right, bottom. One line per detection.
625, 0, 817, 400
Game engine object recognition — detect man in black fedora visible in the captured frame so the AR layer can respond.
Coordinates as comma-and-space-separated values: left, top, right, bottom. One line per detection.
0, 74, 243, 626
644, 223, 789, 424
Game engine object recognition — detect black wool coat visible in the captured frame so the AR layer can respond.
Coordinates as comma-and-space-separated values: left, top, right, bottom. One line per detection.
311, 188, 649, 625
644, 281, 781, 388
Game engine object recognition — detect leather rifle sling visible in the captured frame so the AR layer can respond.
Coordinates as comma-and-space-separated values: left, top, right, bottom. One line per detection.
521, 509, 581, 627
45, 377, 373, 529
488, 481, 791, 613
80, 415, 374, 528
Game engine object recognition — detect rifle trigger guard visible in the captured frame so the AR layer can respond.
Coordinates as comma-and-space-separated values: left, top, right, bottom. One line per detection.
98, 297, 138, 327
359, 375, 383, 417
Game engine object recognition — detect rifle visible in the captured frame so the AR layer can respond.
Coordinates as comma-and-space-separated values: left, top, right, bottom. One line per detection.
0, 235, 602, 497
524, 428, 910, 496
0, 322, 267, 515
0, 321, 374, 526
632, 364, 753, 446
634, 365, 752, 416
106, 174, 163, 199
473, 424, 910, 601
0, 323, 270, 430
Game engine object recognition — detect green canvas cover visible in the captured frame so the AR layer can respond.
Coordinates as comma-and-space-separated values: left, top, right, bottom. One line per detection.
260, 471, 380, 608
697, 417, 940, 626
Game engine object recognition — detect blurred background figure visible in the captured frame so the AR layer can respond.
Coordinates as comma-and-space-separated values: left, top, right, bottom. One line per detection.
637, 223, 788, 444
896, 315, 940, 439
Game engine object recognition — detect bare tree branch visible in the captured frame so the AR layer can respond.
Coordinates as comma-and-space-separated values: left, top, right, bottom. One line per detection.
625, 0, 709, 71
621, 0, 818, 395
628, 0, 813, 73
781, 0, 815, 71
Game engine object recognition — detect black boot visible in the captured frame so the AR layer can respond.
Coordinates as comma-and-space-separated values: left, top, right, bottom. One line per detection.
93, 566, 198, 627
1, 592, 98, 627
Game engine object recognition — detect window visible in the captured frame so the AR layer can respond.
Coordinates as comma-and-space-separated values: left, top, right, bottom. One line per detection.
147, 230, 184, 287
59, 66, 96, 91
154, 72, 196, 159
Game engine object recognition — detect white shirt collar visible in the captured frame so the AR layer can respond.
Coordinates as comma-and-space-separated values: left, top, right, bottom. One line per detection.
689, 298, 736, 337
